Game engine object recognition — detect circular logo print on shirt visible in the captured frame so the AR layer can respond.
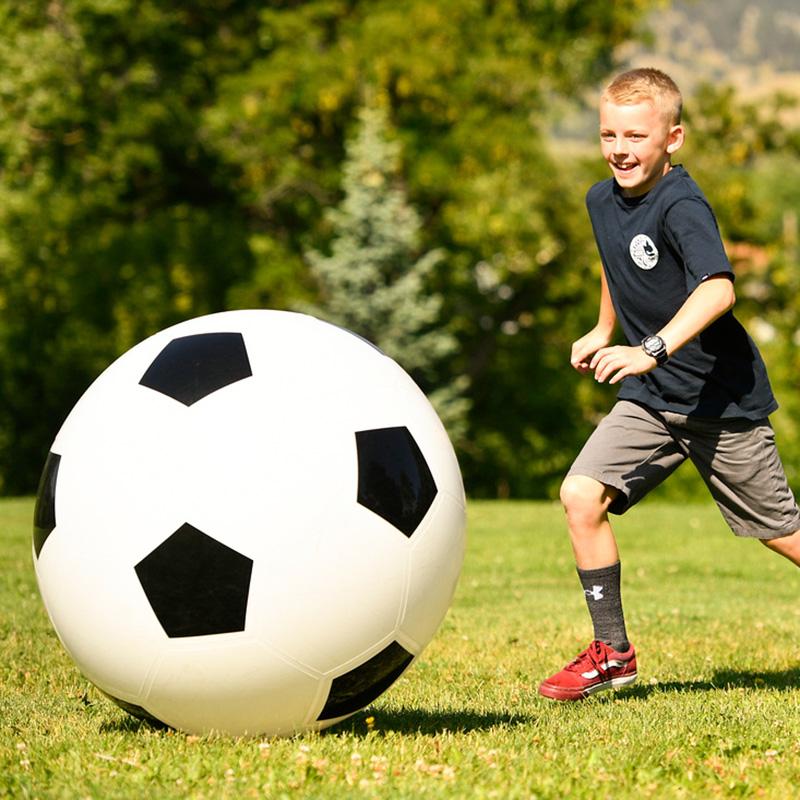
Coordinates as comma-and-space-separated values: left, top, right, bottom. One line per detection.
629, 234, 659, 270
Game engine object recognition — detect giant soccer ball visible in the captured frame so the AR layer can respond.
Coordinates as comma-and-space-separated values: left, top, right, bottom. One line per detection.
32, 310, 466, 736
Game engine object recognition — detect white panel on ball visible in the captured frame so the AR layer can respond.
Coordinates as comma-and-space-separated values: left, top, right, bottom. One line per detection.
401, 492, 468, 648
145, 639, 322, 736
33, 310, 466, 736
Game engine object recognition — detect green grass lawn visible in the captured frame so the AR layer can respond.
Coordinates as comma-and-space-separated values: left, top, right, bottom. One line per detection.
3, 497, 800, 798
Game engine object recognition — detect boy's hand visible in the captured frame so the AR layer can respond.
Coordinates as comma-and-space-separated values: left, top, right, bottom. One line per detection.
570, 328, 613, 374
590, 345, 657, 384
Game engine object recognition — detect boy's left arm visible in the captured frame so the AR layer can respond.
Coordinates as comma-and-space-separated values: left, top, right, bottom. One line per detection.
591, 275, 735, 385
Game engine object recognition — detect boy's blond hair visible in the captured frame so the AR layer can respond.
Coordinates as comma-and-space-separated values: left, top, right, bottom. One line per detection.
602, 68, 683, 126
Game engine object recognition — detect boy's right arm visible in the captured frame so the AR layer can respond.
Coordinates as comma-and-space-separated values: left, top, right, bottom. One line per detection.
571, 268, 616, 374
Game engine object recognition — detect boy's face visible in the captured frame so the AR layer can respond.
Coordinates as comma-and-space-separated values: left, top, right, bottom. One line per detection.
599, 100, 684, 197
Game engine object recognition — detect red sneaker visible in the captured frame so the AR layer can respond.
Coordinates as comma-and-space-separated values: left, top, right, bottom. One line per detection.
538, 640, 637, 701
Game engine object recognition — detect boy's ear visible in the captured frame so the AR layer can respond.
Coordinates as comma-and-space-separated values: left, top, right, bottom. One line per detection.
666, 124, 685, 154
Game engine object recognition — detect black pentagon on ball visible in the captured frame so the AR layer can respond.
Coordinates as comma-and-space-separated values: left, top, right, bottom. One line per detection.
317, 641, 414, 721
33, 451, 61, 558
356, 427, 437, 537
139, 332, 252, 406
135, 523, 253, 638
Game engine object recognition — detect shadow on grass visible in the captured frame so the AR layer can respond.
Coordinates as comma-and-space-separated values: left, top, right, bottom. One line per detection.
328, 707, 534, 737
99, 714, 169, 734
98, 669, 800, 734
617, 666, 800, 700
99, 707, 534, 737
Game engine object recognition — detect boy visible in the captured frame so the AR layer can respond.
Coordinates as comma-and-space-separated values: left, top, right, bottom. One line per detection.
538, 67, 800, 702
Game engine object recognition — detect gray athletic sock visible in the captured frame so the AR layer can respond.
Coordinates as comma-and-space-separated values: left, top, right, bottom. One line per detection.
577, 561, 629, 652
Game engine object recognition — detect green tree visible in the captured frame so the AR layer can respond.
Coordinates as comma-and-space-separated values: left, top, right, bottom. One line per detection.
0, 1, 264, 492
304, 98, 469, 438
0, 0, 660, 495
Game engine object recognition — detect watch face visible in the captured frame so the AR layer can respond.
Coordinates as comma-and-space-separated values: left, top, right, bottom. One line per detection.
642, 335, 667, 361
644, 336, 661, 351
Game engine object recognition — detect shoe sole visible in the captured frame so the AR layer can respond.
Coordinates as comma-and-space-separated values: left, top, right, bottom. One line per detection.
539, 672, 637, 701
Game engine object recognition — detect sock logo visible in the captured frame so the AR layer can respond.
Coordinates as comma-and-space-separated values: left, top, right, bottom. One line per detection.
584, 584, 604, 601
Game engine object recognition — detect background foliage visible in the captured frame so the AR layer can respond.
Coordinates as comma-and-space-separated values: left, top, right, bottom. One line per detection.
0, 0, 798, 498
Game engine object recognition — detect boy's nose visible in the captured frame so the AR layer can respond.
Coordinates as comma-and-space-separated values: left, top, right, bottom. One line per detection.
613, 137, 628, 155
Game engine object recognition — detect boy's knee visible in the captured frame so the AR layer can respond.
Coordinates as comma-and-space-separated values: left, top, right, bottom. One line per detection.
559, 475, 587, 512
559, 475, 617, 522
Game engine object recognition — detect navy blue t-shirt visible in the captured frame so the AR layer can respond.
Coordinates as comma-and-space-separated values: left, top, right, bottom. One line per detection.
586, 165, 776, 419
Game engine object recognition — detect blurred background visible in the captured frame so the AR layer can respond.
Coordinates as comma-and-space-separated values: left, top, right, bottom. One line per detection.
1, 0, 798, 499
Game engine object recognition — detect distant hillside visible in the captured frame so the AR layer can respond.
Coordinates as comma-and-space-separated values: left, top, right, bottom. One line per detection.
619, 0, 800, 99
652, 0, 800, 72
551, 0, 800, 143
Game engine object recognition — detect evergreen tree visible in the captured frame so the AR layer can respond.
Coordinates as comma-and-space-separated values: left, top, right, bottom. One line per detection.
304, 99, 468, 439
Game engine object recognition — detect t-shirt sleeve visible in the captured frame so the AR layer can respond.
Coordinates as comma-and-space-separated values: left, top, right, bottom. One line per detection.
663, 198, 734, 293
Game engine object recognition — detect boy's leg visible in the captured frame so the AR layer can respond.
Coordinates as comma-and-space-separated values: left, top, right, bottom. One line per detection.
559, 474, 620, 570
539, 402, 685, 701
560, 475, 629, 650
676, 415, 800, 562
538, 474, 636, 701
760, 531, 800, 566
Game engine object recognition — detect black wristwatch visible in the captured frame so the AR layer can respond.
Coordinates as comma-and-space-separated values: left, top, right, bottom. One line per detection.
641, 334, 668, 366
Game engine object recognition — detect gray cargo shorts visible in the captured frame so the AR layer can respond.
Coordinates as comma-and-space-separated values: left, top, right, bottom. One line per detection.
567, 400, 800, 539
